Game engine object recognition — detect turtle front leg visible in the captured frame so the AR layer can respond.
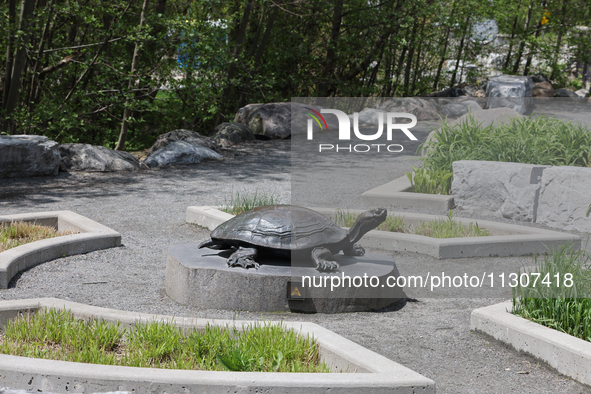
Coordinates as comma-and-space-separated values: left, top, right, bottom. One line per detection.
343, 244, 365, 256
227, 247, 259, 269
311, 247, 339, 272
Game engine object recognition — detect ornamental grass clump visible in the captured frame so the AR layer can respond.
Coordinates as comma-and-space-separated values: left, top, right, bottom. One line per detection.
219, 189, 279, 215
0, 309, 330, 372
0, 221, 77, 252
512, 244, 591, 342
412, 116, 591, 195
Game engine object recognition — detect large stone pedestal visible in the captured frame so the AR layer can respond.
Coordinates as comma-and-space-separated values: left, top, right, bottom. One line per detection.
165, 244, 403, 313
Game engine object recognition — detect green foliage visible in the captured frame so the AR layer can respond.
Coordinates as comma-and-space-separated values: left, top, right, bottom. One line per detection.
407, 166, 453, 195
0, 309, 330, 372
512, 244, 591, 342
418, 116, 591, 194
1, 0, 590, 148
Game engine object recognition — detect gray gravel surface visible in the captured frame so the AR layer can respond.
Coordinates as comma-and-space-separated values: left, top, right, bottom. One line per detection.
1, 137, 590, 394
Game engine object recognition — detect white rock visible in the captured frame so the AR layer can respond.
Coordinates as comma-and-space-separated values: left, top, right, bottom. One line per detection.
59, 143, 140, 172
486, 75, 534, 114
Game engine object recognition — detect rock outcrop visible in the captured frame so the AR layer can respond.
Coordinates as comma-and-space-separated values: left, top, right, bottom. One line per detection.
59, 144, 141, 172
0, 135, 61, 178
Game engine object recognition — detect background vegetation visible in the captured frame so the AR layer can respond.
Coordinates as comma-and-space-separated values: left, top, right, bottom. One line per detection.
1, 0, 590, 150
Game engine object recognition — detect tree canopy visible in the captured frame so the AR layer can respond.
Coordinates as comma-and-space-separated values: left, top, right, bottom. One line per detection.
1, 0, 590, 150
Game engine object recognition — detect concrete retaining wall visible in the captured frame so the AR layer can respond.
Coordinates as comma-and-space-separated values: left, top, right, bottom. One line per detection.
0, 298, 434, 393
452, 160, 591, 233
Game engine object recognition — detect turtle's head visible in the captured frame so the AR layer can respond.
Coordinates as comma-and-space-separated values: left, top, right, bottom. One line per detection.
347, 208, 387, 244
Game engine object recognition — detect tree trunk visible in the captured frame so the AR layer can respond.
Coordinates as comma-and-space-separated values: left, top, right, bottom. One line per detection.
503, 0, 522, 70
524, 1, 546, 75
512, 0, 533, 74
2, 0, 16, 121
3, 0, 36, 134
433, 25, 451, 91
216, 0, 253, 125
27, 0, 54, 115
318, 0, 343, 97
550, 0, 568, 80
450, 18, 469, 88
116, 0, 150, 151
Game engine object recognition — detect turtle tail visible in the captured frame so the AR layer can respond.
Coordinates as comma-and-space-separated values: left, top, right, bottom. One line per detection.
198, 239, 226, 249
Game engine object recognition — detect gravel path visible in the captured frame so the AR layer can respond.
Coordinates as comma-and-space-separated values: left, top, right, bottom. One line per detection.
0, 138, 589, 393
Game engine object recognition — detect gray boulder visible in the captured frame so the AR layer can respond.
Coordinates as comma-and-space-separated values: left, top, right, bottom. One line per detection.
422, 107, 525, 156
486, 74, 534, 114
440, 100, 482, 118
59, 144, 140, 172
147, 129, 217, 156
143, 140, 222, 168
212, 122, 254, 147
0, 135, 60, 178
377, 98, 442, 121
554, 88, 579, 99
234, 102, 292, 139
452, 160, 546, 222
575, 88, 590, 98
532, 81, 554, 98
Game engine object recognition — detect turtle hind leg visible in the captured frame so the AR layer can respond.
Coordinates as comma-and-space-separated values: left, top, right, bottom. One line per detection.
227, 247, 259, 269
343, 243, 365, 256
198, 239, 231, 250
311, 247, 339, 272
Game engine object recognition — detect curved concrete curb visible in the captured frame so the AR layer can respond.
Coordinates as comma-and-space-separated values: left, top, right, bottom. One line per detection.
187, 206, 580, 259
0, 211, 121, 288
471, 301, 591, 386
0, 298, 435, 393
361, 175, 454, 210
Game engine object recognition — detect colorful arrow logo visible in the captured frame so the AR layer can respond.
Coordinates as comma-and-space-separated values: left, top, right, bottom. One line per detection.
304, 107, 329, 131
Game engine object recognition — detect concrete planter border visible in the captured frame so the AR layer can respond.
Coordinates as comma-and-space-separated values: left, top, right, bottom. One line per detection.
0, 211, 121, 288
0, 298, 434, 393
471, 300, 591, 386
361, 175, 454, 211
187, 206, 580, 259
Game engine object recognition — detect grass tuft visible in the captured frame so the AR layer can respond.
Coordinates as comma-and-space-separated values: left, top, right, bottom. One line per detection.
0, 221, 77, 252
219, 189, 279, 215
0, 309, 331, 372
413, 116, 591, 194
333, 209, 489, 238
512, 243, 591, 342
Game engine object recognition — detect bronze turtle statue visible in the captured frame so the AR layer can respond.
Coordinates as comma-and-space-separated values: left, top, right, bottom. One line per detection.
198, 205, 387, 271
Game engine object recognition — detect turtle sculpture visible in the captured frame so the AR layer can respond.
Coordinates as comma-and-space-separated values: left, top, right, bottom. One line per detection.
198, 205, 387, 271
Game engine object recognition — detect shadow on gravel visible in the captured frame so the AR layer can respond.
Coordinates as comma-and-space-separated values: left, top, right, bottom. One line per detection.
0, 141, 291, 207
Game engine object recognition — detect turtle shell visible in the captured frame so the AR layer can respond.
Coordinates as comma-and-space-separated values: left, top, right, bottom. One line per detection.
211, 205, 347, 251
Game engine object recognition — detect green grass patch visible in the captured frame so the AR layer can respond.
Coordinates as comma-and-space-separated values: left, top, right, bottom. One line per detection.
0, 309, 330, 372
333, 210, 489, 238
219, 189, 279, 215
0, 221, 77, 253
413, 116, 591, 194
512, 244, 591, 342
